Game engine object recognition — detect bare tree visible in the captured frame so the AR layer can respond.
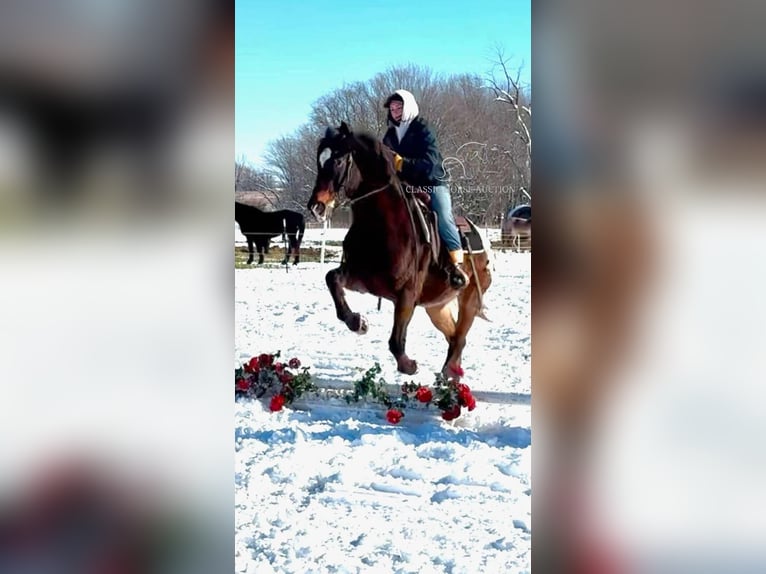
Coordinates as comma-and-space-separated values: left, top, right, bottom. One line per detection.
235, 157, 276, 190
257, 61, 531, 225
486, 47, 531, 206
264, 124, 320, 211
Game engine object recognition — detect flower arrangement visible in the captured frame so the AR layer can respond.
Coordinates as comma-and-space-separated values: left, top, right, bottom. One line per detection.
346, 363, 477, 424
235, 353, 477, 424
234, 352, 315, 411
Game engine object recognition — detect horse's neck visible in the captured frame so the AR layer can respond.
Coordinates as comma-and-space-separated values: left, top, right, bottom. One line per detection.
352, 179, 415, 237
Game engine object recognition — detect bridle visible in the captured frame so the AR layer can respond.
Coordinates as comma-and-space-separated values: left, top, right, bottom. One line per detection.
332, 150, 389, 208
318, 141, 421, 250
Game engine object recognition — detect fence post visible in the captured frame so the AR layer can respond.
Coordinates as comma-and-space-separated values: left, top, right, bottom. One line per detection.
320, 219, 328, 265
283, 218, 289, 272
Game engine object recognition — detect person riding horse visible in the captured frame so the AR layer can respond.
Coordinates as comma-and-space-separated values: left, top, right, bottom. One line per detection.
382, 89, 469, 289
307, 123, 493, 375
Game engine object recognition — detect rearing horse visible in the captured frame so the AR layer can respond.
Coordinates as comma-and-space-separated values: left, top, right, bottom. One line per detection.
307, 122, 492, 375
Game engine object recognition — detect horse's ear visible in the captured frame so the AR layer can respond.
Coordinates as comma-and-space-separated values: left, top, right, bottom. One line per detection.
339, 121, 351, 135
324, 126, 338, 140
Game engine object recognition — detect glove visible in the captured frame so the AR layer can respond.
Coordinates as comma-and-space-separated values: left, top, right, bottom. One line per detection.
393, 154, 404, 172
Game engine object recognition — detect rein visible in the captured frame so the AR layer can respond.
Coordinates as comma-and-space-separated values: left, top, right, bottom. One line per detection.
335, 149, 422, 256
341, 183, 389, 207
336, 153, 389, 208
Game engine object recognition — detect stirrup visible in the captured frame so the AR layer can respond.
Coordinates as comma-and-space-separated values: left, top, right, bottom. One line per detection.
449, 263, 468, 289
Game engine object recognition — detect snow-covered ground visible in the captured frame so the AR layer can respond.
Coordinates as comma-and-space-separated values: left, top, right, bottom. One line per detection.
235, 227, 530, 573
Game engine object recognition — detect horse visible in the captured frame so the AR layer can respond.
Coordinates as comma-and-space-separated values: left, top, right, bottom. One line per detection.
235, 202, 305, 265
307, 122, 492, 376
502, 204, 531, 252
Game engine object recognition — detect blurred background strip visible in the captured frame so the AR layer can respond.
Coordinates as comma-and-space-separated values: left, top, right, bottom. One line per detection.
0, 1, 234, 573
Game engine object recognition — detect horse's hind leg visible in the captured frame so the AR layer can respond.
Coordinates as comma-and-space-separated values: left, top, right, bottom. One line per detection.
326, 267, 368, 334
280, 235, 290, 265
389, 292, 419, 375
445, 302, 477, 378
292, 238, 300, 265
425, 301, 458, 370
444, 264, 491, 377
246, 237, 254, 265
257, 240, 265, 265
282, 235, 298, 265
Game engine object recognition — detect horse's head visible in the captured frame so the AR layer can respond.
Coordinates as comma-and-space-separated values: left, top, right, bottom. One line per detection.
307, 122, 360, 222
308, 122, 394, 222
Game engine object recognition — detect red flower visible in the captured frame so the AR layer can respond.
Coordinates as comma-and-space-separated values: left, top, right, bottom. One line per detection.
457, 384, 473, 407
415, 387, 433, 403
288, 357, 301, 369
466, 395, 477, 411
247, 357, 260, 372
235, 377, 250, 392
274, 362, 284, 374
278, 372, 294, 384
259, 353, 273, 367
441, 404, 462, 421
449, 364, 465, 378
269, 394, 286, 412
386, 409, 404, 424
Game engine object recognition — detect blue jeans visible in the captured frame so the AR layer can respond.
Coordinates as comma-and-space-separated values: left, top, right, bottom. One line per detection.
430, 185, 461, 252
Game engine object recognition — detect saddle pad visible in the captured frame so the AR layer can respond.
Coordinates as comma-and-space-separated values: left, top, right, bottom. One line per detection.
455, 216, 485, 254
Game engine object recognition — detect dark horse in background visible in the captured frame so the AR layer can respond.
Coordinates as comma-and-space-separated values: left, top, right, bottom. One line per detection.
307, 122, 492, 375
235, 202, 306, 265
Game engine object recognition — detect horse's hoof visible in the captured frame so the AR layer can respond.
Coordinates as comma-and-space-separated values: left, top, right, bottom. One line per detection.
397, 358, 418, 375
348, 314, 368, 334
444, 363, 464, 380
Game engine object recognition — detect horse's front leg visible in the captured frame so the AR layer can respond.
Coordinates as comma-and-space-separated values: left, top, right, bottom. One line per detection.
389, 292, 418, 374
326, 266, 368, 334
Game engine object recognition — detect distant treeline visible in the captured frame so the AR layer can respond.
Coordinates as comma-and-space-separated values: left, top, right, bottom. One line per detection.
236, 60, 530, 226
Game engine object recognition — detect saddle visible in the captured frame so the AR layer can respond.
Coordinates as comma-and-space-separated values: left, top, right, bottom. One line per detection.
405, 185, 485, 272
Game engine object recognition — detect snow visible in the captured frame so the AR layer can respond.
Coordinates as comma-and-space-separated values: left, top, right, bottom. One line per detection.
235, 227, 530, 573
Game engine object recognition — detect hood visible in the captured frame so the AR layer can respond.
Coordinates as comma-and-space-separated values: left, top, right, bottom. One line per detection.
385, 89, 420, 124
385, 89, 420, 142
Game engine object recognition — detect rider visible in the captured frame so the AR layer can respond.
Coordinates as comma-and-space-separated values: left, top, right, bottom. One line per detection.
382, 89, 469, 289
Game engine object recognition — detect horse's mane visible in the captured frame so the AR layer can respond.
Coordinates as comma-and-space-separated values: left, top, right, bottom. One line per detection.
351, 131, 387, 155
349, 130, 398, 179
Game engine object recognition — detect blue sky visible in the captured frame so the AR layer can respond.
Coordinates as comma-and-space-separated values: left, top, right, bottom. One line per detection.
236, 0, 530, 167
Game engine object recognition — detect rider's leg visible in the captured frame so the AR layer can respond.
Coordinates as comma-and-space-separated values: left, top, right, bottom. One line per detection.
430, 185, 468, 289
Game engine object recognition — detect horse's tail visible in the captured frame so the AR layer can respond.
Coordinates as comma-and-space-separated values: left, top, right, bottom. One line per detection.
479, 226, 495, 272
475, 226, 494, 322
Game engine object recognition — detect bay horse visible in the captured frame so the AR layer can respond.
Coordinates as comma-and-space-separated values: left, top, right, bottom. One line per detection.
235, 202, 305, 265
307, 122, 492, 376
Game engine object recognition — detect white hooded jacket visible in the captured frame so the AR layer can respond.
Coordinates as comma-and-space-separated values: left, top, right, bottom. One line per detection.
387, 89, 420, 144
